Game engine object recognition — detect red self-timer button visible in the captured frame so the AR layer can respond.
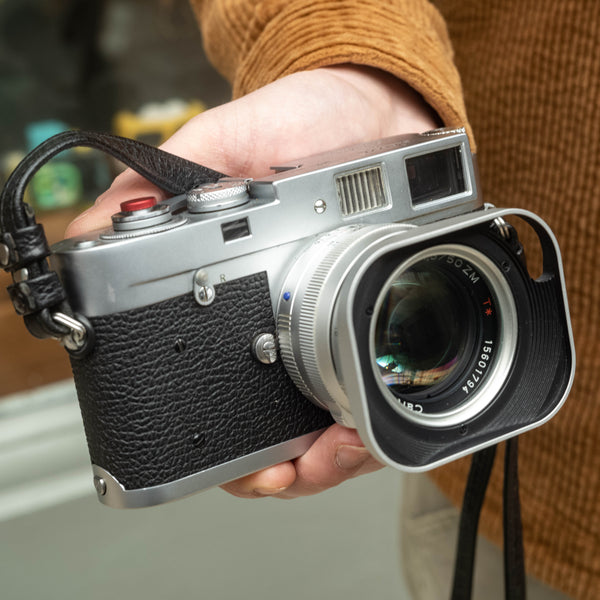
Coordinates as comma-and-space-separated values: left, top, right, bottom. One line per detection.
120, 197, 157, 213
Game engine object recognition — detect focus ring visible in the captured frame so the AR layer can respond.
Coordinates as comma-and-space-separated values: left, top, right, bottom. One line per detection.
277, 224, 408, 421
277, 227, 367, 413
295, 232, 362, 404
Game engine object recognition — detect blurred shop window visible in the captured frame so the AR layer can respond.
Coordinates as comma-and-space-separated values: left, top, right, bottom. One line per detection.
0, 0, 230, 398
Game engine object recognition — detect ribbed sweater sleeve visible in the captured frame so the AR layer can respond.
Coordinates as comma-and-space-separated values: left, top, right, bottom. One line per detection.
190, 0, 470, 139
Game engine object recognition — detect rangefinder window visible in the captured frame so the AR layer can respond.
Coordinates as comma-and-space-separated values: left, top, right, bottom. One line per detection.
407, 146, 465, 206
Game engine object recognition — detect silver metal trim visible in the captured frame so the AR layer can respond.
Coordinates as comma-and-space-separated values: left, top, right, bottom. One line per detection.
421, 127, 466, 137
100, 215, 187, 240
0, 242, 10, 267
92, 430, 325, 508
187, 181, 250, 213
112, 204, 171, 231
12, 268, 29, 283
52, 312, 88, 351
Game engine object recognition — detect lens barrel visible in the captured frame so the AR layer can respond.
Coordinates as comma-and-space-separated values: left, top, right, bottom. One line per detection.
277, 226, 518, 430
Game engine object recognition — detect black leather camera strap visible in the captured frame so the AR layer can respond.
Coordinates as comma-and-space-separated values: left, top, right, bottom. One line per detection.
0, 130, 227, 347
450, 438, 526, 600
503, 438, 526, 599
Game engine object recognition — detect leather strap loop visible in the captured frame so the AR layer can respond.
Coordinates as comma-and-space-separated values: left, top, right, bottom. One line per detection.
1, 130, 226, 238
8, 272, 67, 316
0, 130, 228, 342
7, 224, 51, 269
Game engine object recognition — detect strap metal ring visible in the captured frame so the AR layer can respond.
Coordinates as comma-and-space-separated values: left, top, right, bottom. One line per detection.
52, 312, 87, 351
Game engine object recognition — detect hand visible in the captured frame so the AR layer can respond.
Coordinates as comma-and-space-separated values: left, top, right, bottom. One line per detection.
66, 65, 439, 498
66, 65, 438, 237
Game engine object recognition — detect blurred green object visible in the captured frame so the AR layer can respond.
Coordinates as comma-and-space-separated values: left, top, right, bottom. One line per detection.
30, 161, 82, 209
24, 120, 80, 210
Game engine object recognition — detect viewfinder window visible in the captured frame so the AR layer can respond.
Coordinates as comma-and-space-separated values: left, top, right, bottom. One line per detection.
406, 146, 465, 206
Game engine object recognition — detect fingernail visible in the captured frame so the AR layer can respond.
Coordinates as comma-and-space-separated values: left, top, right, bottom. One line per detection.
335, 445, 371, 471
253, 486, 288, 496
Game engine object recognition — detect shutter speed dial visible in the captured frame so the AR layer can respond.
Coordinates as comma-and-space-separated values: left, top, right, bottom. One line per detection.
186, 180, 250, 213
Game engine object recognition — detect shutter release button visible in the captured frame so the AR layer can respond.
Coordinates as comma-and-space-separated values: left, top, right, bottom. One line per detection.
112, 196, 171, 232
120, 197, 157, 212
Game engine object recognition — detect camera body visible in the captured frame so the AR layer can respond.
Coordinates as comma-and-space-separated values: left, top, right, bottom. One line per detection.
50, 129, 574, 508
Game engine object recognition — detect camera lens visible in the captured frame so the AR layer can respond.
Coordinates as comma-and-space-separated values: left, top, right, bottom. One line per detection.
374, 262, 473, 394
372, 250, 505, 421
278, 225, 518, 431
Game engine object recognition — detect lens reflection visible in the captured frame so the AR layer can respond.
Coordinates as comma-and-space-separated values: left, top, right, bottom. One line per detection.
374, 260, 473, 398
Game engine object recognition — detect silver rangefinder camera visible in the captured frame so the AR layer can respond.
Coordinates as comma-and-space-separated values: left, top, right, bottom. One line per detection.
1, 128, 575, 508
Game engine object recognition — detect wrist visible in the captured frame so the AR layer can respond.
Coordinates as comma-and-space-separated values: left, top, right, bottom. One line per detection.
320, 64, 441, 136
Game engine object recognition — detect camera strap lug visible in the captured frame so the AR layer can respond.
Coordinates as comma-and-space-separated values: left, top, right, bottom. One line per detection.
0, 130, 228, 348
51, 312, 89, 352
489, 216, 527, 267
492, 216, 512, 240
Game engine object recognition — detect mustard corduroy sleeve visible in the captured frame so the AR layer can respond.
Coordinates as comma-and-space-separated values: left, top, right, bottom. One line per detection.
190, 0, 471, 139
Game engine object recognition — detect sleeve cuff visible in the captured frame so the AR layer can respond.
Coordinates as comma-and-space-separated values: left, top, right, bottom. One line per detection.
239, 1, 470, 139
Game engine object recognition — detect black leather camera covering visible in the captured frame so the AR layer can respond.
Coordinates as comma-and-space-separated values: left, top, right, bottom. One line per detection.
70, 272, 334, 490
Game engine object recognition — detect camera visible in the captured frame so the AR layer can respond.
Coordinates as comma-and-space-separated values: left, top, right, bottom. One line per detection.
28, 128, 575, 507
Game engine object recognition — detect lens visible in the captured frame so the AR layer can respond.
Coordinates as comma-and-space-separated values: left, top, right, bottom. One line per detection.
373, 252, 501, 417
374, 263, 473, 393
374, 259, 475, 398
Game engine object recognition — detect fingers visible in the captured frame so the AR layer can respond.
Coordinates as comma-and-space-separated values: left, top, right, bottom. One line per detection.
220, 461, 298, 499
280, 424, 384, 499
220, 425, 384, 500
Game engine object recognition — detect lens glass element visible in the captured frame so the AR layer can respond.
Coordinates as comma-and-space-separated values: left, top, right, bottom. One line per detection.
373, 253, 500, 416
375, 261, 471, 392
